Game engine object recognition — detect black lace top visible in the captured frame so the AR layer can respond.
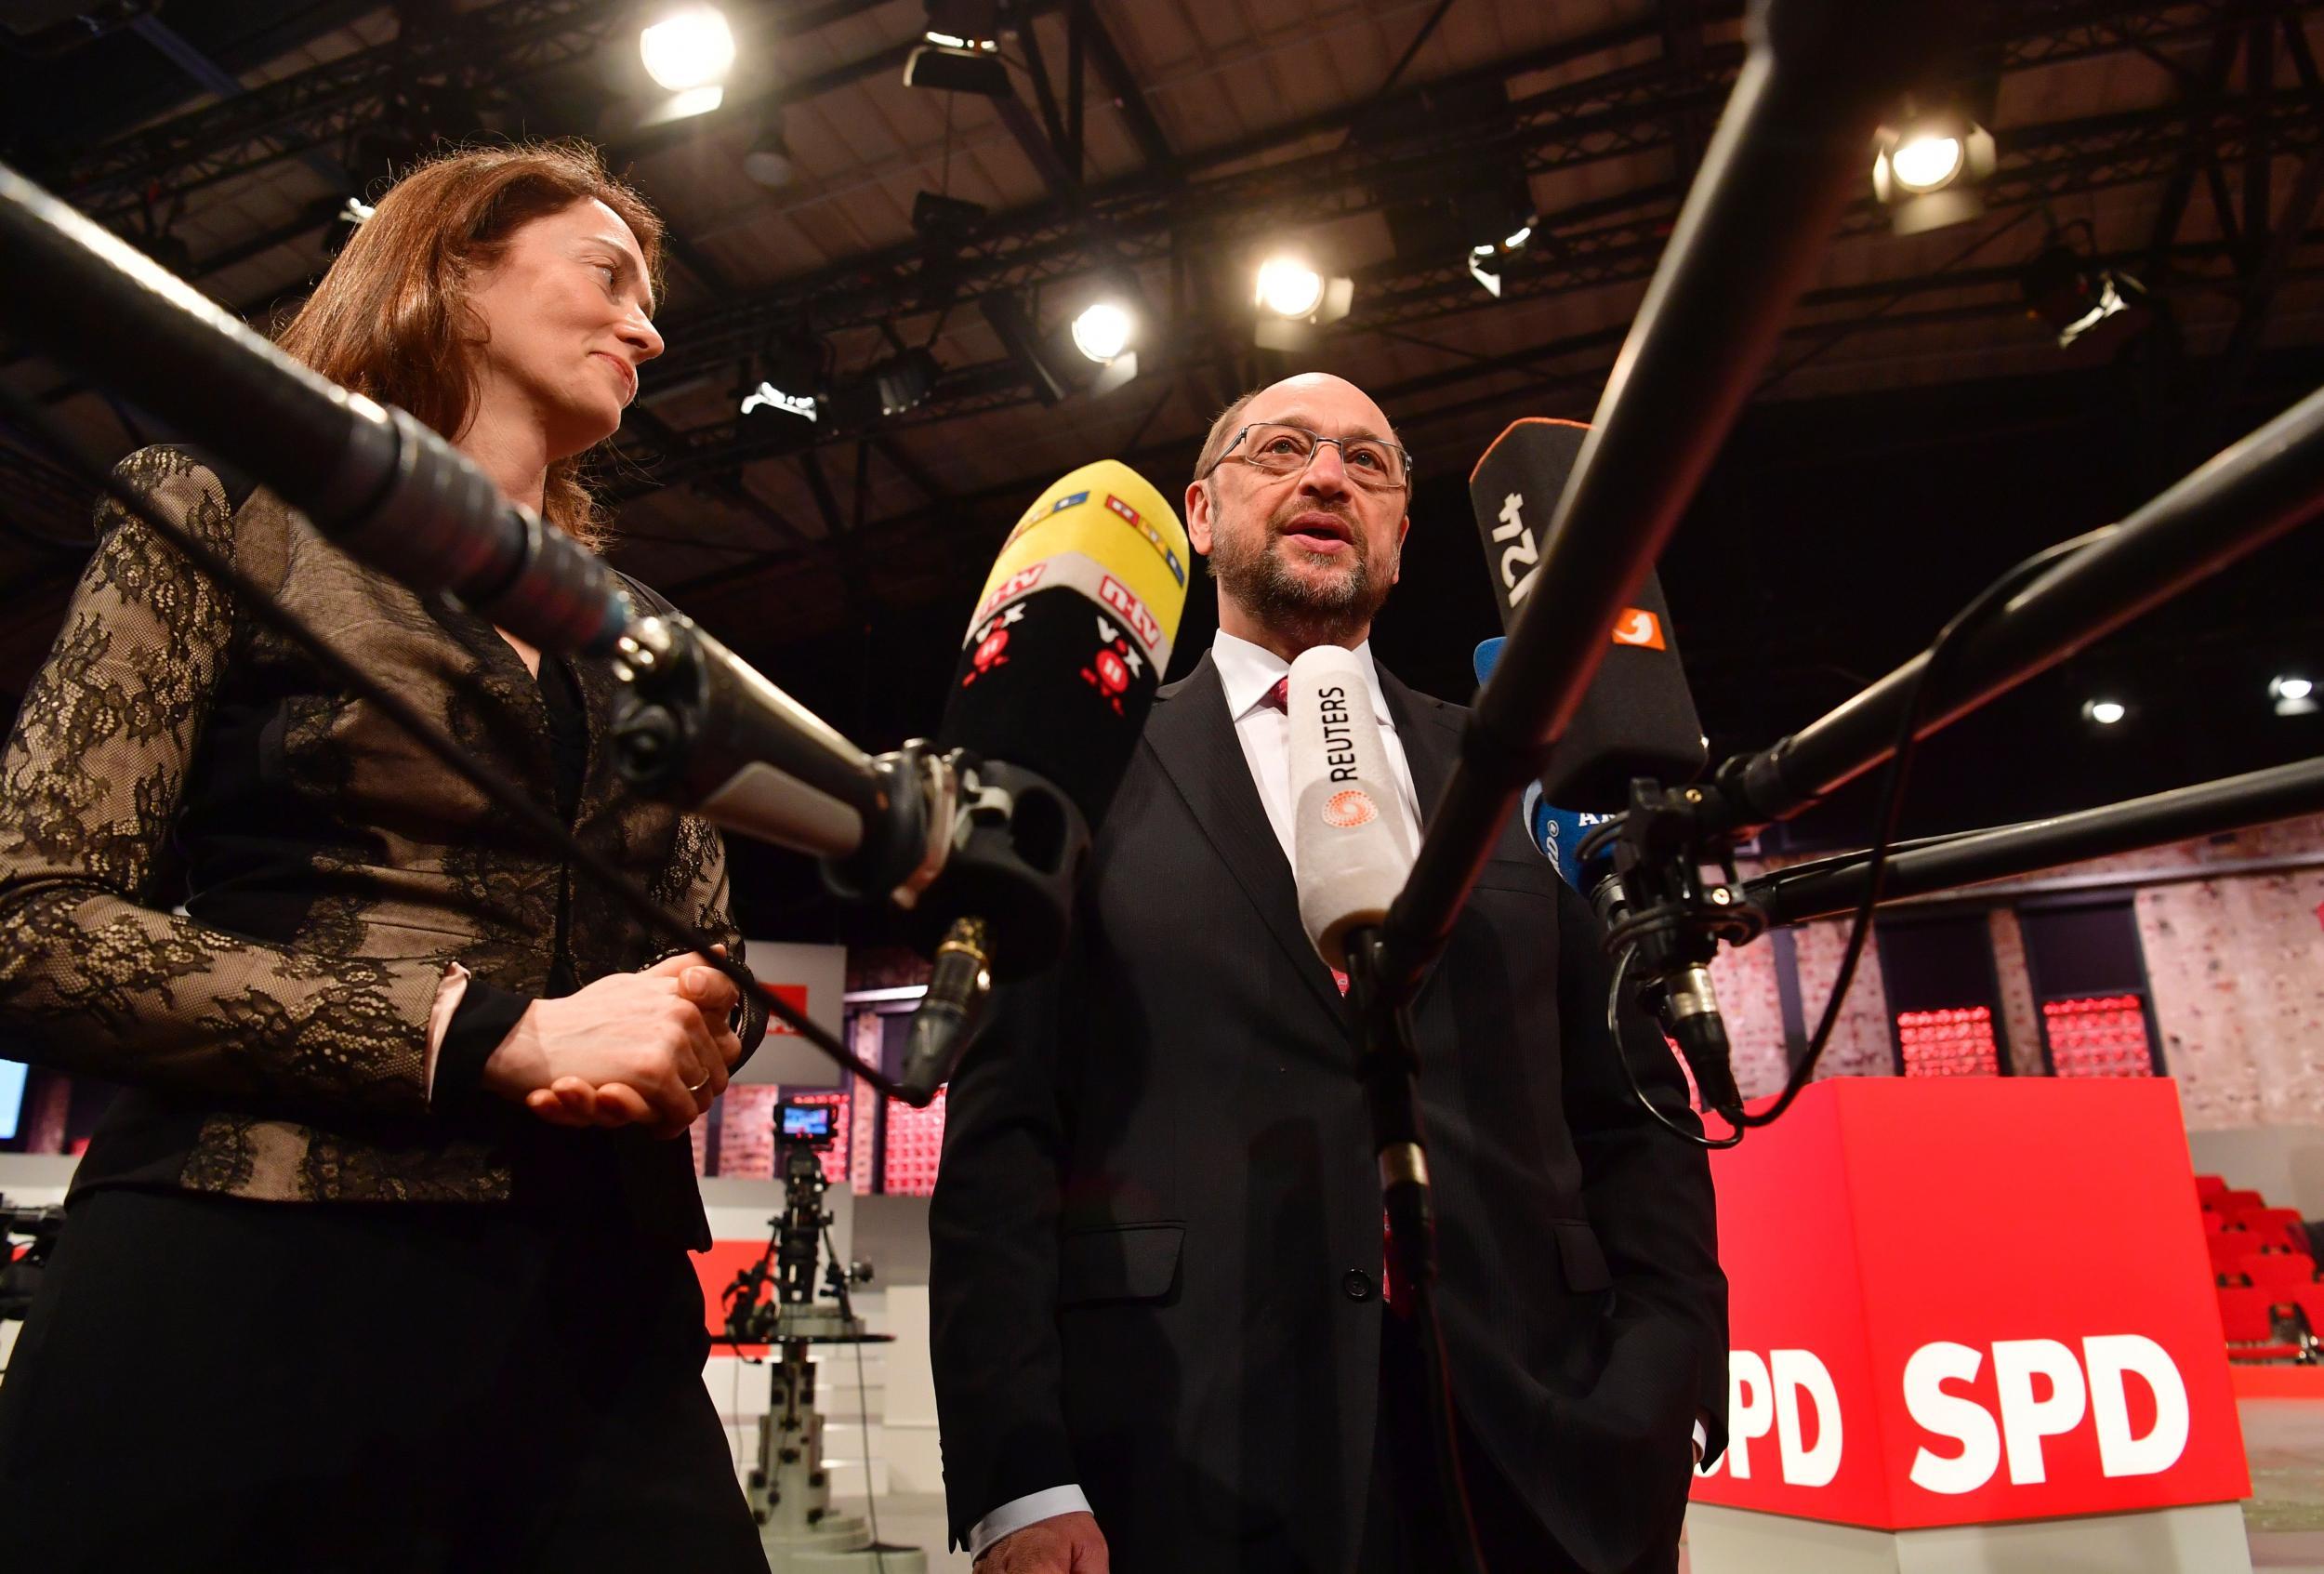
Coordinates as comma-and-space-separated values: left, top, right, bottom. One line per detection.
0, 447, 763, 1244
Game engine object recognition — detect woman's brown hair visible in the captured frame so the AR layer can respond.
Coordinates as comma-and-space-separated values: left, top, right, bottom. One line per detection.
274, 140, 664, 550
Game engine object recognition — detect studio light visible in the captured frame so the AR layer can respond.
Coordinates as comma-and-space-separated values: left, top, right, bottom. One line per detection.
739, 381, 818, 421
1071, 301, 1133, 364
1872, 110, 1995, 235
1255, 258, 1325, 319
640, 6, 735, 92
1251, 255, 1353, 351
1887, 133, 1964, 193
2083, 697, 2128, 727
2270, 675, 2317, 717
2019, 244, 2153, 354
744, 118, 795, 189
905, 3, 1008, 99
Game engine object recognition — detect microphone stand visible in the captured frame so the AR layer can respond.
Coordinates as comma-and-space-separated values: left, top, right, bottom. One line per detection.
1341, 928, 1486, 1574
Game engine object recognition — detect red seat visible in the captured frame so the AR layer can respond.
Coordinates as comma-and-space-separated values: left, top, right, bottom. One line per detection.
2217, 1286, 2305, 1359
2240, 1253, 2320, 1296
2210, 1231, 2261, 1273
2215, 1189, 2269, 1215
2249, 1208, 2311, 1252
2196, 1174, 2229, 1203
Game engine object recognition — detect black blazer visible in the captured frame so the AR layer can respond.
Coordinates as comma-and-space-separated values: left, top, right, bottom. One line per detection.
930, 653, 1728, 1574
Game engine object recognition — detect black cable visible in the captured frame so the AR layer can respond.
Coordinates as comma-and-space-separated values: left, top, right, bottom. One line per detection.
1737, 522, 2118, 1128
0, 382, 907, 1100
1605, 946, 1744, 1150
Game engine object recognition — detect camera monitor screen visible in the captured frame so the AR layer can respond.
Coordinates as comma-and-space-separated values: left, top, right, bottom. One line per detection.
781, 1103, 835, 1141
0, 1059, 24, 1142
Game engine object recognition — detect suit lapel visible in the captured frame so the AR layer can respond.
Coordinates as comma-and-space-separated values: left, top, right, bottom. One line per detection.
1142, 654, 1351, 1026
1380, 667, 1459, 832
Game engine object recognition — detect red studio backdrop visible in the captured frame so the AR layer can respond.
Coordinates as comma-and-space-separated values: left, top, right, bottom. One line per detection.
1690, 1078, 2249, 1530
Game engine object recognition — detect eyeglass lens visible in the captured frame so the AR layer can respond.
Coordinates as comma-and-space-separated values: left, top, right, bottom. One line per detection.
1244, 424, 1406, 487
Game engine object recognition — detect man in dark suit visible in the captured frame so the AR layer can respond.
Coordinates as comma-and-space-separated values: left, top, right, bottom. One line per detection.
930, 373, 1727, 1574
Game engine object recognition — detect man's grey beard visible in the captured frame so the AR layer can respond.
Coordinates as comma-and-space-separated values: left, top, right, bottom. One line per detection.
1209, 525, 1393, 646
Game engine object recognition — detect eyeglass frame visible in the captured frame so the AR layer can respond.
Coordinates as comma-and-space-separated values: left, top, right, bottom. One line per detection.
1196, 421, 1416, 493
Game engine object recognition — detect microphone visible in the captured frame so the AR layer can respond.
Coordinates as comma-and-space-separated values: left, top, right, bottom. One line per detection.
1468, 417, 1706, 813
1285, 645, 1415, 970
897, 459, 1192, 1101
1473, 633, 1742, 1123
1475, 637, 1620, 919
1283, 644, 1435, 1303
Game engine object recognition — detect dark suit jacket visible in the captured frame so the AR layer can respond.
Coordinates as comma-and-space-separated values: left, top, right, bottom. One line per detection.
0, 447, 760, 1245
930, 651, 1728, 1574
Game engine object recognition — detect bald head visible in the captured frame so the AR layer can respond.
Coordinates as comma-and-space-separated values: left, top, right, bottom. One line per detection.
1192, 373, 1404, 486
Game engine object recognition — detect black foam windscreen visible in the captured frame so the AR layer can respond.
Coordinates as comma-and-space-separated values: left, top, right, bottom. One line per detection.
936, 459, 1191, 827
1469, 417, 1708, 813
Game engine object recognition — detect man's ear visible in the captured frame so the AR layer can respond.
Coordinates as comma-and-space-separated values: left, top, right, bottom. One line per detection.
1391, 513, 1410, 585
1184, 479, 1215, 556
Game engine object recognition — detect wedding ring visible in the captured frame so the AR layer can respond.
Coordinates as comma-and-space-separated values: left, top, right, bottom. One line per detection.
685, 1072, 712, 1094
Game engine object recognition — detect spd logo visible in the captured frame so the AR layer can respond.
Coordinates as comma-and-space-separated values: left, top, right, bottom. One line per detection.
1611, 608, 1666, 649
1322, 789, 1378, 828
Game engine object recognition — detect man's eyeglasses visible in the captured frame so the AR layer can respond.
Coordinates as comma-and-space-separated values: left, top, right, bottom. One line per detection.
1200, 422, 1413, 493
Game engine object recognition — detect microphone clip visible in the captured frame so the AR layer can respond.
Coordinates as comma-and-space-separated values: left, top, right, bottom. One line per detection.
1592, 779, 1767, 1125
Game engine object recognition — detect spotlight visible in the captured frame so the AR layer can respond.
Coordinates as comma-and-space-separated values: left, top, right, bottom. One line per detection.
2082, 698, 2128, 727
904, 43, 1010, 96
640, 6, 735, 92
2271, 675, 2317, 717
2019, 244, 2153, 354
1251, 256, 1353, 351
744, 118, 795, 189
738, 381, 818, 422
1070, 301, 1133, 364
1888, 133, 1964, 193
1872, 110, 1994, 235
1256, 258, 1325, 319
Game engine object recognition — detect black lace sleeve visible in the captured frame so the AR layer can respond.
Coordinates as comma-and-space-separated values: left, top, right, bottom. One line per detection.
0, 447, 443, 1116
648, 813, 768, 1061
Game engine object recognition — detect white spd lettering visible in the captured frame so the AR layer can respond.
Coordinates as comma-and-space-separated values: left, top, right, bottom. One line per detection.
1709, 1336, 2190, 1496
1908, 1335, 2189, 1494
1493, 492, 1540, 604
1710, 1349, 1841, 1487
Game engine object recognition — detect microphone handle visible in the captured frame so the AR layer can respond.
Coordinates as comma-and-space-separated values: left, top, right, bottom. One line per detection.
1659, 963, 1743, 1118
0, 163, 631, 655
1342, 927, 1434, 1301
898, 917, 995, 1107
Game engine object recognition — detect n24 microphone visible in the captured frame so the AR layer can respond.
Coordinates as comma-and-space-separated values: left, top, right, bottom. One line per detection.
897, 459, 1192, 1101
1469, 417, 1706, 814
1473, 633, 1743, 1123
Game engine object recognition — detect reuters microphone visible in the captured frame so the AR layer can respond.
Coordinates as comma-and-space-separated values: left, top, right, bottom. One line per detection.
897, 460, 1191, 1101
1287, 646, 1415, 971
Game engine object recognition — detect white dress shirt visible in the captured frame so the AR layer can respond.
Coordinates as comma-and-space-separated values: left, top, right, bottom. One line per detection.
966, 630, 1699, 1558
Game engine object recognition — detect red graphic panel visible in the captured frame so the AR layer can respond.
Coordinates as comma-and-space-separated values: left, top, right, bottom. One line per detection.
1693, 1078, 2249, 1530
1895, 1005, 2000, 1077
759, 982, 810, 1036
2043, 996, 2155, 1078
881, 1087, 948, 1197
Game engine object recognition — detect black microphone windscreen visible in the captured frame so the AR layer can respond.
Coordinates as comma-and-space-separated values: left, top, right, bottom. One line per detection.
937, 460, 1191, 827
1469, 417, 1707, 813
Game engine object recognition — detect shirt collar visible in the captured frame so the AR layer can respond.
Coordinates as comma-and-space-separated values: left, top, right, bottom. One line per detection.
1212, 628, 1394, 727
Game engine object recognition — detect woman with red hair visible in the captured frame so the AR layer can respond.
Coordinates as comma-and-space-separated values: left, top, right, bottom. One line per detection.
0, 143, 771, 1571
